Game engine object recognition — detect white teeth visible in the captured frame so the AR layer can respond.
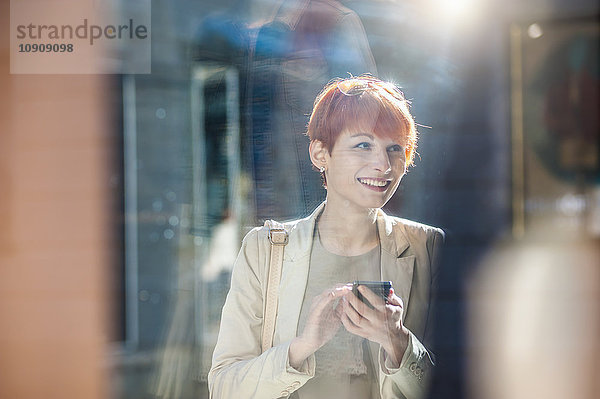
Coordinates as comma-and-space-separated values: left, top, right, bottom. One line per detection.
359, 178, 388, 187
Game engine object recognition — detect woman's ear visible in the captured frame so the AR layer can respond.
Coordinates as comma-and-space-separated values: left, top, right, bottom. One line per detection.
309, 140, 328, 171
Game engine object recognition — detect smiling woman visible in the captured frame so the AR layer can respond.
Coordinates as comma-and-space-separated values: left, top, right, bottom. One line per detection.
208, 76, 444, 399
310, 131, 406, 210
308, 77, 417, 169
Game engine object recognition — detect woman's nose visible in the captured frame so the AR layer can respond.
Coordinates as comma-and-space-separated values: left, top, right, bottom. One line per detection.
373, 148, 392, 173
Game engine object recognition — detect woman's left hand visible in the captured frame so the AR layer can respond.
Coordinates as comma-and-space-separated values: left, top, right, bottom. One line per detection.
341, 286, 409, 368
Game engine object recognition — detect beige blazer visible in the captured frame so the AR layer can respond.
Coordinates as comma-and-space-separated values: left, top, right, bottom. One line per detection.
209, 202, 444, 399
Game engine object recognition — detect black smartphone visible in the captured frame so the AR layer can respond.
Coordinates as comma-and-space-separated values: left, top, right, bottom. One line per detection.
352, 281, 392, 307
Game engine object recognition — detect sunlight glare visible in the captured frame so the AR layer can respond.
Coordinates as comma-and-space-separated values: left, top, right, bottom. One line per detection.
431, 0, 479, 23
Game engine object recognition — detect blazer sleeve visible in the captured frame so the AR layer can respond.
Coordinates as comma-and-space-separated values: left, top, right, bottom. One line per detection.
208, 228, 315, 399
378, 227, 445, 399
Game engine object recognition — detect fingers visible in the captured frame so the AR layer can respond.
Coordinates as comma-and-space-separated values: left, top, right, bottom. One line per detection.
333, 301, 344, 318
332, 283, 353, 295
340, 297, 378, 340
318, 284, 350, 301
386, 290, 404, 308
356, 285, 386, 310
340, 286, 408, 347
388, 295, 404, 309
342, 296, 365, 326
343, 289, 374, 321
310, 285, 352, 314
341, 310, 365, 337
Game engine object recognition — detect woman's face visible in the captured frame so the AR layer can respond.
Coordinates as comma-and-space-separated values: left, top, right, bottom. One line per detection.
321, 129, 406, 211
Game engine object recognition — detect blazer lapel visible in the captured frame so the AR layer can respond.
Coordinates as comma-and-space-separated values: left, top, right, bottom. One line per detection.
369, 211, 415, 387
275, 253, 311, 344
274, 203, 324, 344
377, 209, 415, 315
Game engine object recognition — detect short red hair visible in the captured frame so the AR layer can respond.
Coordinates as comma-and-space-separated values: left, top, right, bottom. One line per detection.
307, 76, 418, 167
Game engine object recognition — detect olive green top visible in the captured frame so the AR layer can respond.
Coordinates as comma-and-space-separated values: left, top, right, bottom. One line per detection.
296, 226, 381, 399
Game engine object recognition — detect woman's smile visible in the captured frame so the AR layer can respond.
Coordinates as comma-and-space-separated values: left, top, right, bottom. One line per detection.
319, 130, 406, 210
356, 177, 392, 192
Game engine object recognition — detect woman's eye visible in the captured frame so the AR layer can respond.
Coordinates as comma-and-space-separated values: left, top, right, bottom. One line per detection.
387, 144, 402, 152
355, 142, 371, 149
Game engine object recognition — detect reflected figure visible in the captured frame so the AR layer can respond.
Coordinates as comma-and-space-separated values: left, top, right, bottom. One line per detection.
251, 0, 377, 220
152, 204, 201, 399
201, 214, 238, 282
210, 76, 444, 399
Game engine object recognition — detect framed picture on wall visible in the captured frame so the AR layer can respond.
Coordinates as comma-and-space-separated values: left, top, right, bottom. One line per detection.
510, 17, 599, 237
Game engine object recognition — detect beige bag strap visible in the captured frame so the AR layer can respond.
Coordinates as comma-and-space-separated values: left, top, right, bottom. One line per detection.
261, 220, 289, 353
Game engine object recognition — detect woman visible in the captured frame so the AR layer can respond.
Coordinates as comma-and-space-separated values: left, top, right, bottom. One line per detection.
208, 76, 444, 399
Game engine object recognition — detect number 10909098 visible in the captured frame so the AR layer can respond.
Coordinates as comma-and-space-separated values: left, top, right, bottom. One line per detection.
18, 43, 74, 52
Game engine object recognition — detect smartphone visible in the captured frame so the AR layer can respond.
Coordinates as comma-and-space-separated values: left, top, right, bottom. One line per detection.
352, 281, 392, 307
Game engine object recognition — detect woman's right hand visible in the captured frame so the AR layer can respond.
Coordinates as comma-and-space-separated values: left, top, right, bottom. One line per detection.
288, 285, 350, 370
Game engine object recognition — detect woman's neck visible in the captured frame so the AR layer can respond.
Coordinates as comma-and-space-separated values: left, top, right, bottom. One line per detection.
317, 200, 379, 256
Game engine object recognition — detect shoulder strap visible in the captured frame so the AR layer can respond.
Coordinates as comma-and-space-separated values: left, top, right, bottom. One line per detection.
261, 220, 289, 353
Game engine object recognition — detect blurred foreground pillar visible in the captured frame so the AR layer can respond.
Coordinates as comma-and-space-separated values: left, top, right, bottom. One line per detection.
0, 2, 111, 398
467, 232, 600, 399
